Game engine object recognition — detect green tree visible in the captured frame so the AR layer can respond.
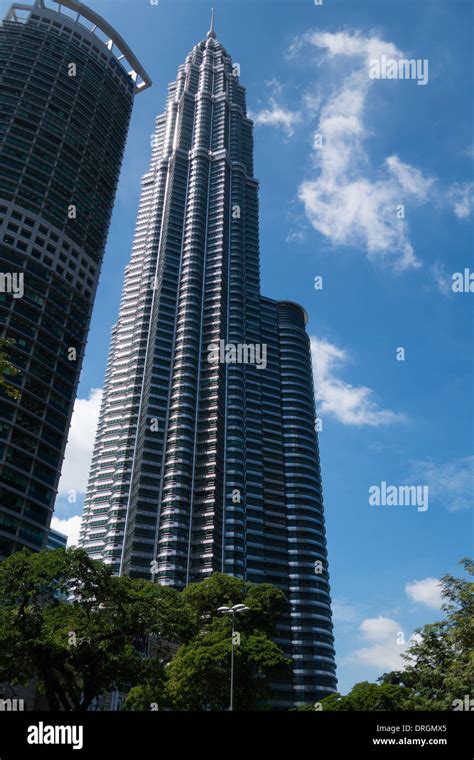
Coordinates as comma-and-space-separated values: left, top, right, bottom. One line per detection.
380, 558, 473, 709
166, 573, 290, 710
0, 337, 20, 400
123, 658, 169, 711
0, 548, 193, 711
166, 618, 289, 711
182, 572, 288, 634
316, 682, 417, 711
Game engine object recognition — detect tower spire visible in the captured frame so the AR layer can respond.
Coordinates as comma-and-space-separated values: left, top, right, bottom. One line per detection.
207, 8, 216, 39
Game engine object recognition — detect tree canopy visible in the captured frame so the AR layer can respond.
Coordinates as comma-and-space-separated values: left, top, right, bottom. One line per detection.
127, 573, 290, 711
0, 548, 192, 710
3, 547, 470, 712
0, 550, 289, 711
378, 557, 473, 710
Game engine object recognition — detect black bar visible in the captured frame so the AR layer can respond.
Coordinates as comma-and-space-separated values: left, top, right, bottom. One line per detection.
0, 711, 472, 757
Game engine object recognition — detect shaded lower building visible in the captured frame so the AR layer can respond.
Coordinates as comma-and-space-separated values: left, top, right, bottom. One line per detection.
46, 526, 67, 550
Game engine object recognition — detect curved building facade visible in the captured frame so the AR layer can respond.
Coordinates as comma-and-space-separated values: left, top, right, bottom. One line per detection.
80, 17, 336, 707
0, 0, 150, 557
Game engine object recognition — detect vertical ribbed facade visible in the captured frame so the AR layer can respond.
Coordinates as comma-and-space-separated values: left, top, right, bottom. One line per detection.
0, 0, 150, 558
80, 22, 337, 707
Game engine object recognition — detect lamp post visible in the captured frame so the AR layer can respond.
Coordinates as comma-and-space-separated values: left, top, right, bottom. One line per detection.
217, 604, 249, 711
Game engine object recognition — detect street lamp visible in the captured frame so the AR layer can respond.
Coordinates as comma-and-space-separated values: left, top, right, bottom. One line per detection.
217, 603, 250, 711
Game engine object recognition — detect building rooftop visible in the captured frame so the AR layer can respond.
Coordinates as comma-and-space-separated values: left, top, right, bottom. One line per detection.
3, 0, 152, 93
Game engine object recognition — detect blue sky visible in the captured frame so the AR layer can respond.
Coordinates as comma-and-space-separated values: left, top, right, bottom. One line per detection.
7, 0, 471, 694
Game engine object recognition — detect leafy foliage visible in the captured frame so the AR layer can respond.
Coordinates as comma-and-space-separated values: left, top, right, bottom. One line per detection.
6, 549, 468, 712
0, 554, 289, 711
166, 620, 289, 711
123, 659, 168, 711
317, 681, 417, 711
0, 548, 192, 710
140, 574, 290, 711
379, 558, 474, 709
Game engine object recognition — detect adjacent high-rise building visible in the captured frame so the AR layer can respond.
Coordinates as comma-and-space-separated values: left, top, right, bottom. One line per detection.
80, 13, 337, 707
46, 525, 67, 551
0, 0, 151, 558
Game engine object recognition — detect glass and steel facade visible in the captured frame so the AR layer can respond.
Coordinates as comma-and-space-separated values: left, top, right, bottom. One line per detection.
80, 20, 336, 707
0, 0, 150, 558
46, 525, 67, 550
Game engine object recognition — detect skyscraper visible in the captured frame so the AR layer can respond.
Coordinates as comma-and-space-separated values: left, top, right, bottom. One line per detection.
0, 0, 150, 558
80, 12, 337, 707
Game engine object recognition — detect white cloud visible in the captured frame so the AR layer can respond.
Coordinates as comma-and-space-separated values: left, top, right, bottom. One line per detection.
264, 77, 283, 96
347, 616, 409, 670
311, 336, 404, 426
348, 643, 405, 670
342, 577, 440, 675
405, 577, 443, 610
447, 182, 474, 219
293, 30, 437, 270
302, 30, 402, 61
251, 97, 302, 137
50, 515, 81, 548
302, 91, 322, 115
252, 79, 320, 138
360, 616, 400, 641
386, 155, 433, 200
406, 456, 474, 512
332, 598, 361, 624
57, 388, 103, 496
431, 262, 452, 296
286, 29, 472, 271
286, 230, 305, 243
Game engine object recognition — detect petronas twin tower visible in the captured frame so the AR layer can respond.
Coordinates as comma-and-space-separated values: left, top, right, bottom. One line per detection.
79, 14, 337, 707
